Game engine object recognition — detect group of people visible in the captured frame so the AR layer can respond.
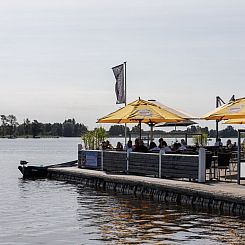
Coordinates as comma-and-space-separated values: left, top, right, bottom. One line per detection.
100, 140, 124, 151
214, 138, 237, 151
100, 138, 239, 153
100, 138, 188, 153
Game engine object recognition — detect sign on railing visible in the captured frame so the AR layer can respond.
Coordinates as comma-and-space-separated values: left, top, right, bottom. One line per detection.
81, 151, 98, 168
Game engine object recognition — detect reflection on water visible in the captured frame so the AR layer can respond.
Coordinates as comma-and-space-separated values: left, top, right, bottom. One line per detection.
76, 185, 245, 245
1, 174, 244, 245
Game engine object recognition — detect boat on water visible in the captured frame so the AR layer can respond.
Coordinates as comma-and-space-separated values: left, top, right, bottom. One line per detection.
18, 160, 78, 179
8, 135, 17, 139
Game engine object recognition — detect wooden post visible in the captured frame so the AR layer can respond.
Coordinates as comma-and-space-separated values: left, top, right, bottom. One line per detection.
198, 147, 206, 183
78, 144, 82, 168
126, 149, 130, 174
159, 149, 164, 178
101, 150, 104, 171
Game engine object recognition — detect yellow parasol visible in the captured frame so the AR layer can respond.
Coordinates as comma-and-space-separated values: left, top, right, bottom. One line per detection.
202, 97, 245, 120
97, 98, 184, 140
223, 119, 245, 124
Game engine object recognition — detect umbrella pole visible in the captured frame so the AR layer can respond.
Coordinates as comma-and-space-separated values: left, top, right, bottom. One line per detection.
215, 96, 225, 142
150, 125, 153, 142
149, 123, 154, 142
124, 123, 127, 146
139, 120, 142, 141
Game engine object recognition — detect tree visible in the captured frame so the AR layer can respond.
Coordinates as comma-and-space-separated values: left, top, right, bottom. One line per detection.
7, 114, 18, 137
51, 123, 62, 136
23, 118, 31, 137
131, 125, 144, 133
108, 125, 129, 136
43, 123, 52, 135
62, 119, 88, 137
79, 123, 88, 135
31, 120, 42, 137
219, 126, 238, 138
62, 120, 74, 137
0, 115, 7, 137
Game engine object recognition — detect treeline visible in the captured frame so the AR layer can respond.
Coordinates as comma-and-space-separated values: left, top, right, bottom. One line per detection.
0, 114, 238, 138
186, 125, 237, 138
107, 124, 238, 138
0, 115, 88, 138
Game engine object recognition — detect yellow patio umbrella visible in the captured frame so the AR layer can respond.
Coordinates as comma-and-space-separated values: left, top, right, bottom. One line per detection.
223, 119, 245, 124
97, 98, 184, 140
202, 97, 245, 120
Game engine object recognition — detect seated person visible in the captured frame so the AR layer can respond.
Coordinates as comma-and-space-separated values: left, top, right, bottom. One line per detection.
100, 141, 107, 150
226, 139, 233, 150
178, 139, 187, 151
149, 141, 160, 152
158, 138, 164, 148
133, 139, 148, 153
161, 141, 172, 152
172, 142, 181, 152
232, 142, 238, 151
124, 140, 133, 152
115, 141, 123, 151
214, 138, 223, 147
133, 138, 140, 150
105, 140, 113, 149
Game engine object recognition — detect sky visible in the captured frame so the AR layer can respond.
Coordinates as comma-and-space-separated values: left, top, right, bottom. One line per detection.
1, 0, 245, 130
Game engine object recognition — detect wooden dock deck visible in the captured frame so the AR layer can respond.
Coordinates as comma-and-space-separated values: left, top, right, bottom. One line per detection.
47, 167, 245, 217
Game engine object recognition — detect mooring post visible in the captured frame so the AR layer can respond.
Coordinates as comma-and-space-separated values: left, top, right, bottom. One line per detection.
101, 150, 104, 171
78, 144, 82, 168
198, 147, 206, 183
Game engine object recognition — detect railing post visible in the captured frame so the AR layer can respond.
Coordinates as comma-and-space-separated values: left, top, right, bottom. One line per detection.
159, 149, 164, 178
126, 150, 130, 174
101, 150, 104, 171
198, 147, 206, 183
78, 144, 82, 168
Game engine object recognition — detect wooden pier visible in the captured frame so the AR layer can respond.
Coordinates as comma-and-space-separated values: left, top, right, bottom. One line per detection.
47, 166, 245, 217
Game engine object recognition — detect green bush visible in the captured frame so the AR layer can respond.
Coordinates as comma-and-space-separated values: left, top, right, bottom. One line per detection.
81, 127, 106, 150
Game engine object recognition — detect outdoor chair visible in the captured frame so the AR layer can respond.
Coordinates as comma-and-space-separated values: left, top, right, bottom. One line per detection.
217, 152, 232, 180
230, 151, 238, 171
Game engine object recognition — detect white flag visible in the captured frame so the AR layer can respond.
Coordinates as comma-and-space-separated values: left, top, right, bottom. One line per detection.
112, 64, 125, 104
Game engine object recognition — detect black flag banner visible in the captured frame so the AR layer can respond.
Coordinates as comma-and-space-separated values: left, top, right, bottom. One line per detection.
112, 64, 125, 104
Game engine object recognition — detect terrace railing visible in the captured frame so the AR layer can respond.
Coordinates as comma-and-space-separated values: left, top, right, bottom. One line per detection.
78, 148, 206, 182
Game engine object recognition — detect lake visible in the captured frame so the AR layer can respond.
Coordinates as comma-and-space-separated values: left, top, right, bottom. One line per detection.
0, 137, 244, 244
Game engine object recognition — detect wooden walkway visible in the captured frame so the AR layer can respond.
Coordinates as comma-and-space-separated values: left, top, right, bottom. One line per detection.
51, 167, 245, 200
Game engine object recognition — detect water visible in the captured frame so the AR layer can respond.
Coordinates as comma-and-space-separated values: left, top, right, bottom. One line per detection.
0, 138, 244, 244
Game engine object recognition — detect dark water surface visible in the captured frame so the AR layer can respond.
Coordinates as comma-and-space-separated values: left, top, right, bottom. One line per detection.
0, 138, 244, 245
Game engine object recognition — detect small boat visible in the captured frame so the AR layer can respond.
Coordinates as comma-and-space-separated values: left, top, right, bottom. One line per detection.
18, 160, 78, 179
18, 164, 48, 179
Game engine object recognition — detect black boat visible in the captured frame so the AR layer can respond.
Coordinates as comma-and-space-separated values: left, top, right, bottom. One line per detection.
18, 165, 48, 179
18, 160, 77, 179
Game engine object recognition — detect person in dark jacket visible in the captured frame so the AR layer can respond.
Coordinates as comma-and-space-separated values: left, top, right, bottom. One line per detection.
133, 139, 148, 153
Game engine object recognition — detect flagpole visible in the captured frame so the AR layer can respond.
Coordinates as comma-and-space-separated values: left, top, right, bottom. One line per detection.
124, 61, 127, 146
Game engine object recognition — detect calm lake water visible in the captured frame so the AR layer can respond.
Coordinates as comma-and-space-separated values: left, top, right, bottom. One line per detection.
0, 137, 244, 245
